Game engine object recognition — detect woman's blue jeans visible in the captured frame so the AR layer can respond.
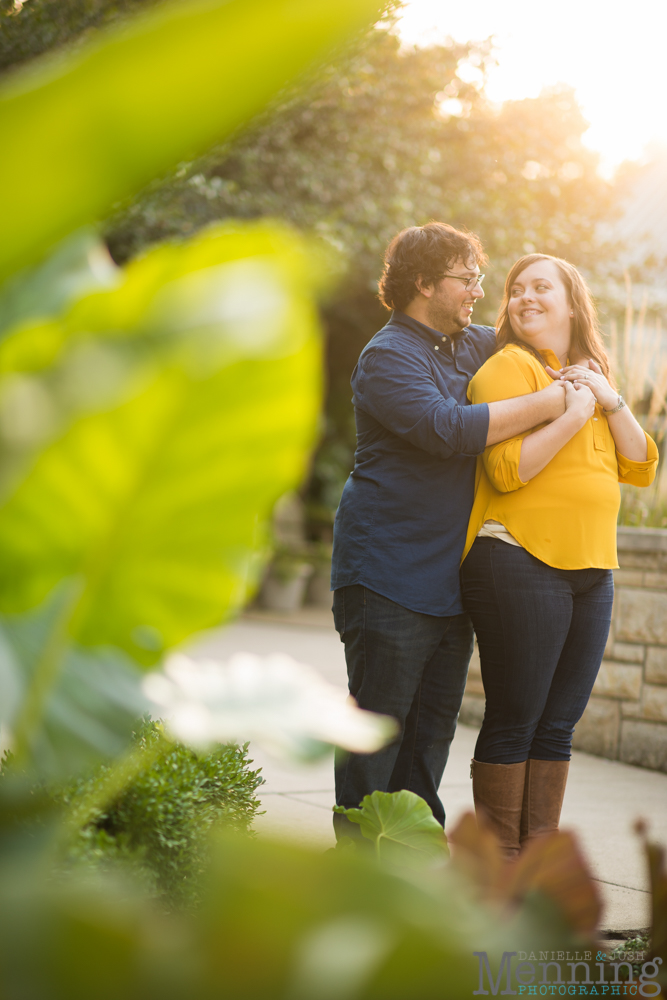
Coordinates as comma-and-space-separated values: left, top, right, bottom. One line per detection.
460, 537, 614, 764
333, 585, 474, 834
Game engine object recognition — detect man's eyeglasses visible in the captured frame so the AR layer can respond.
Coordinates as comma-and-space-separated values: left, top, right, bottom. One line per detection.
443, 272, 485, 291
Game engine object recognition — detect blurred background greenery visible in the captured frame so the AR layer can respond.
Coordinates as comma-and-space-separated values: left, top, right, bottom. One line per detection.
4, 0, 666, 547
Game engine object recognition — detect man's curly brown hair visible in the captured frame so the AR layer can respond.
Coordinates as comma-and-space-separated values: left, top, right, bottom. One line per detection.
378, 222, 488, 311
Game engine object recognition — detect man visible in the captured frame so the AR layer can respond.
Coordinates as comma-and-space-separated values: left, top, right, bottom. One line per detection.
331, 222, 566, 837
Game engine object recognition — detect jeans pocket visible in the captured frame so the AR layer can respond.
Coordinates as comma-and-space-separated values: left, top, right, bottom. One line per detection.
332, 588, 346, 641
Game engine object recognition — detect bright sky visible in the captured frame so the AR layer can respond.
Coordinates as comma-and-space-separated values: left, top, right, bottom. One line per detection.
397, 0, 667, 175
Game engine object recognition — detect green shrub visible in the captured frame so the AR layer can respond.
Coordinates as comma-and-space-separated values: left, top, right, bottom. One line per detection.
55, 719, 264, 907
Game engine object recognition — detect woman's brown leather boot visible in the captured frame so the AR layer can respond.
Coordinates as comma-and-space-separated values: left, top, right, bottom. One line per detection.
471, 759, 527, 859
519, 758, 570, 847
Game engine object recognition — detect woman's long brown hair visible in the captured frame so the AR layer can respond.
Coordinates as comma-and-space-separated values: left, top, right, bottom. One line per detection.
495, 254, 614, 384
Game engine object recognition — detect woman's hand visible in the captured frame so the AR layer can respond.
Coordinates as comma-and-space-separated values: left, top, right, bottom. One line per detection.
563, 379, 596, 428
545, 359, 618, 411
548, 360, 648, 461
517, 381, 596, 482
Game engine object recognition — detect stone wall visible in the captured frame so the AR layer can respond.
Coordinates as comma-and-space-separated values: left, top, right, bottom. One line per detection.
459, 526, 667, 773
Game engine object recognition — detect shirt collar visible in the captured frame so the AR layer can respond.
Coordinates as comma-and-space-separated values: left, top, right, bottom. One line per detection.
390, 310, 467, 346
538, 347, 565, 369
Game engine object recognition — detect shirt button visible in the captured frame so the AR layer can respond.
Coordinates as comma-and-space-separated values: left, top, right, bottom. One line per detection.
593, 417, 598, 421
441, 336, 447, 342
434, 345, 439, 351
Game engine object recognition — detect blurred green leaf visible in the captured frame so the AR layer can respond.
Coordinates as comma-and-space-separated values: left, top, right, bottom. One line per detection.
335, 790, 449, 866
46, 649, 148, 775
0, 866, 168, 1000
0, 0, 387, 282
197, 832, 475, 999
189, 830, 588, 999
0, 222, 322, 667
0, 824, 604, 998
0, 229, 120, 341
1, 588, 150, 777
0, 221, 329, 380
0, 220, 321, 767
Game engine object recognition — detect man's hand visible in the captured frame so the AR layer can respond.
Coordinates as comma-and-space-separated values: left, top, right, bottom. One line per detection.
486, 379, 566, 446
536, 378, 567, 421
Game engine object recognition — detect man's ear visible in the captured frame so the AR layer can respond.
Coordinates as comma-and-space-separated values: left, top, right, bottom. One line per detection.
414, 275, 434, 299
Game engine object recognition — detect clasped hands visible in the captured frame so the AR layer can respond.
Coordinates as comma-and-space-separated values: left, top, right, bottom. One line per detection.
544, 359, 617, 424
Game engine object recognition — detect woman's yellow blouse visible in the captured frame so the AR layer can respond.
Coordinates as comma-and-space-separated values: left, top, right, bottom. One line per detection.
462, 344, 658, 569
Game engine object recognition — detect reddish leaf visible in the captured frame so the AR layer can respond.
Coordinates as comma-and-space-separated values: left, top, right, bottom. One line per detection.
448, 811, 601, 938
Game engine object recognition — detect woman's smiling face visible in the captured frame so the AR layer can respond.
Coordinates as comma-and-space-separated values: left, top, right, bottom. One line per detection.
507, 258, 572, 349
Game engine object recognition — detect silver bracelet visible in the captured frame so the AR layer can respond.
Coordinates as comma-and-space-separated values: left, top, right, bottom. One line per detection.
603, 394, 626, 415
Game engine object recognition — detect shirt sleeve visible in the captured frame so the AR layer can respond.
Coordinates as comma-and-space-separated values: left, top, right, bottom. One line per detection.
353, 343, 489, 460
617, 432, 659, 486
468, 351, 539, 493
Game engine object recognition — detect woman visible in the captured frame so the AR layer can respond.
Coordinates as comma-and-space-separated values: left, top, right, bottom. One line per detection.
460, 254, 658, 858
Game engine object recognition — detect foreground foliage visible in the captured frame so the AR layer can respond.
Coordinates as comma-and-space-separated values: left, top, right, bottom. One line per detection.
335, 789, 449, 864
1, 796, 665, 999
55, 720, 263, 906
0, 2, 664, 997
0, 0, 380, 773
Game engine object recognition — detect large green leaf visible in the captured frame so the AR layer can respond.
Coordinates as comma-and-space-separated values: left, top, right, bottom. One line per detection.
335, 791, 449, 866
0, 587, 150, 778
0, 230, 119, 343
0, 222, 322, 667
0, 0, 387, 282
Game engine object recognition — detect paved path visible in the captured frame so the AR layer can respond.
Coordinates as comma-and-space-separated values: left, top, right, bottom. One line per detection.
192, 610, 667, 935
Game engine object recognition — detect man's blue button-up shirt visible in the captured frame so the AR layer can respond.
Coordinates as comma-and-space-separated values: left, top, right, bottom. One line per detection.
331, 311, 496, 617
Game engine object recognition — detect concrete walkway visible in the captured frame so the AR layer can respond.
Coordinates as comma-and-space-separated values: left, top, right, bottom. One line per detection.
193, 609, 667, 936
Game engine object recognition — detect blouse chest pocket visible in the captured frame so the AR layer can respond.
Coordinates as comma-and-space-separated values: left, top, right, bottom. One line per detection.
592, 406, 607, 451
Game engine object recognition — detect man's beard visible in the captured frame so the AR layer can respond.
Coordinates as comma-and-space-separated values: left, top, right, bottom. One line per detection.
426, 296, 470, 335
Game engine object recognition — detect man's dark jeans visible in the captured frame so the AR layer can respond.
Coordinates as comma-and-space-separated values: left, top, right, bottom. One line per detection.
333, 585, 474, 838
460, 538, 614, 764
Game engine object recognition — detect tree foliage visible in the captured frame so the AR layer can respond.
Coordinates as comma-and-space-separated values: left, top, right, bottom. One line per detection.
104, 25, 612, 521
2, 4, 618, 521
0, 0, 159, 74
105, 27, 612, 305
